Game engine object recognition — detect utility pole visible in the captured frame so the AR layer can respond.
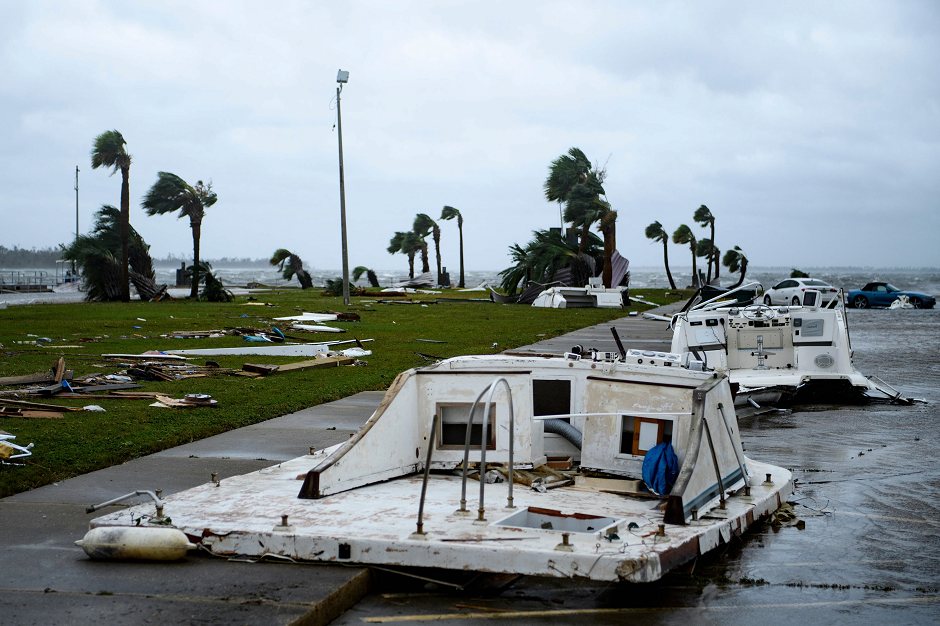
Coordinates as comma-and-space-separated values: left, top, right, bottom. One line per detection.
336, 69, 351, 306
74, 166, 79, 275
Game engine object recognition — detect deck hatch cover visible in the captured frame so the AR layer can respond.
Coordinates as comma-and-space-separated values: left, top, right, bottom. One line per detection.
494, 507, 623, 534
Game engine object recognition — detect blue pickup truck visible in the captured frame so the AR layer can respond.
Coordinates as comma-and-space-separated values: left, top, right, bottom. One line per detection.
848, 283, 936, 309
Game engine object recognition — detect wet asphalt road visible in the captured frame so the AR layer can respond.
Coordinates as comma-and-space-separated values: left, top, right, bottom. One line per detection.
336, 307, 940, 625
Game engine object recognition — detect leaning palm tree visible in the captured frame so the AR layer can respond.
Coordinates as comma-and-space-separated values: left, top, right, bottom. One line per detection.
499, 229, 603, 295
644, 221, 677, 290
413, 213, 442, 284
62, 205, 161, 301
352, 266, 380, 288
269, 249, 313, 289
672, 224, 699, 289
90, 130, 132, 302
544, 147, 593, 229
545, 148, 617, 286
142, 172, 218, 298
696, 238, 720, 284
722, 246, 749, 288
693, 205, 716, 281
388, 231, 422, 278
440, 206, 464, 288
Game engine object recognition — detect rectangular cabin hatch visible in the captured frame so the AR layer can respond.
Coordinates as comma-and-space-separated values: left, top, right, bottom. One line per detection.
494, 506, 622, 534
437, 402, 496, 450
620, 416, 673, 456
533, 379, 572, 423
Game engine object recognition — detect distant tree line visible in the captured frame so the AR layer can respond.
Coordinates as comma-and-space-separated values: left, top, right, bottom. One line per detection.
0, 246, 64, 268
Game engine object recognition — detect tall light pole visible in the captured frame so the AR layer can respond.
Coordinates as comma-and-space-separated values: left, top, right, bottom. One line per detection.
336, 69, 351, 306
74, 166, 80, 276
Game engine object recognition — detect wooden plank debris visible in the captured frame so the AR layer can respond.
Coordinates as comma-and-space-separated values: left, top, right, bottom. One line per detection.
0, 399, 84, 412
0, 371, 74, 387
241, 355, 355, 376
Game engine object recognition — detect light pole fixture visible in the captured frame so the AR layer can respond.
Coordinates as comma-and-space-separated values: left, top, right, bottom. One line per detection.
336, 69, 351, 306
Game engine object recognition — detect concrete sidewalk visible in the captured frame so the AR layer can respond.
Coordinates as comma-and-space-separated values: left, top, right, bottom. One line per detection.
1, 393, 386, 625
0, 304, 680, 625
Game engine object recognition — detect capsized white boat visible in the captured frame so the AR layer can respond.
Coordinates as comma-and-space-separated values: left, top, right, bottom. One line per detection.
670, 284, 912, 407
89, 350, 792, 582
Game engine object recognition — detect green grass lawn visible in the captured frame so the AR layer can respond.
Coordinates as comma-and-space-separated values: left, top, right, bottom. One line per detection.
0, 287, 688, 497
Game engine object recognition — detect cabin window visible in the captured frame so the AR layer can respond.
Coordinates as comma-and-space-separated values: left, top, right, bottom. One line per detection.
533, 379, 571, 423
619, 416, 673, 456
437, 403, 496, 449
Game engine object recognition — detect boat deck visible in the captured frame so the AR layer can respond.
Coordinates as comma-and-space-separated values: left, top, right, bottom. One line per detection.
91, 452, 792, 582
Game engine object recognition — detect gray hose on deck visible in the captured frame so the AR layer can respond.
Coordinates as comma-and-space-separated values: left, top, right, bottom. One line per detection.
542, 418, 583, 450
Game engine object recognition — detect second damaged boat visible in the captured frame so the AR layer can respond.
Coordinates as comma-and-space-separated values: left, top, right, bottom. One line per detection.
669, 284, 913, 407
89, 347, 792, 582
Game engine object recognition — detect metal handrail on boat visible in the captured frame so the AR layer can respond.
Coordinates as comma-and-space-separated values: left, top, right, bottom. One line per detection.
414, 377, 516, 536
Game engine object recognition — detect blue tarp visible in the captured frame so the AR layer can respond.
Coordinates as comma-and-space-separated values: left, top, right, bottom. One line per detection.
642, 442, 679, 495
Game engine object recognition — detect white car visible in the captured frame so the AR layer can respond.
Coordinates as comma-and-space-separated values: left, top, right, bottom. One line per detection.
763, 278, 839, 306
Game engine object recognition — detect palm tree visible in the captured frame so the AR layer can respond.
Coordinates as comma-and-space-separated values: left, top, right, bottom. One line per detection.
544, 147, 593, 230
440, 205, 464, 288
499, 228, 603, 295
414, 213, 442, 284
142, 173, 218, 298
61, 205, 160, 301
696, 238, 720, 284
644, 221, 677, 289
693, 205, 716, 281
388, 231, 422, 278
352, 266, 380, 288
545, 148, 617, 286
722, 246, 749, 288
269, 249, 313, 289
672, 224, 699, 289
90, 130, 132, 302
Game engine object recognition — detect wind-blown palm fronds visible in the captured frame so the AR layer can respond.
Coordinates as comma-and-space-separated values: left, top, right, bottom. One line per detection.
61, 205, 160, 301
723, 246, 749, 288
645, 221, 677, 290
414, 213, 441, 284
269, 249, 313, 289
672, 224, 699, 289
352, 266, 380, 288
440, 206, 464, 288
142, 173, 218, 299
91, 130, 132, 301
693, 205, 716, 281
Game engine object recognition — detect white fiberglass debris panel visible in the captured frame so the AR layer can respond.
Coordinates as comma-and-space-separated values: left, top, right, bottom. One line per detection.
166, 344, 330, 356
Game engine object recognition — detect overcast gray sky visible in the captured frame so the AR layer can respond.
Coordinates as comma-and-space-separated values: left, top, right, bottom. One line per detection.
2, 1, 938, 273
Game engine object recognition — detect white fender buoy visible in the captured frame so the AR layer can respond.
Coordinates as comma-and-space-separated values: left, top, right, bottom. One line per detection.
76, 527, 197, 561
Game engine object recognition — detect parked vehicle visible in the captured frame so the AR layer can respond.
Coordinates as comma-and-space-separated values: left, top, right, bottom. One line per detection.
847, 283, 936, 309
763, 278, 839, 306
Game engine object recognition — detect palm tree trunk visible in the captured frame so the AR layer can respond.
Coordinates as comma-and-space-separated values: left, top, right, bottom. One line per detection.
190, 219, 201, 299
433, 227, 442, 284
713, 248, 720, 280
730, 259, 747, 288
663, 240, 677, 290
689, 242, 698, 289
420, 242, 430, 274
458, 219, 465, 288
579, 221, 590, 254
602, 222, 615, 288
709, 221, 716, 281
120, 166, 130, 302
407, 251, 415, 278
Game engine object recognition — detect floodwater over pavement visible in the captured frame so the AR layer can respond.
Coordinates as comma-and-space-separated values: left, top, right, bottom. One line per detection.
335, 308, 940, 624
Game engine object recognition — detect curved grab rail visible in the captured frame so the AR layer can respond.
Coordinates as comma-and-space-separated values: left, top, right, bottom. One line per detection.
414, 377, 515, 536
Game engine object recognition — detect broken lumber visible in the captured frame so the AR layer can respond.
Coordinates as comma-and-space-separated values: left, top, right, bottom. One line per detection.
0, 399, 84, 412
241, 355, 355, 376
0, 371, 74, 387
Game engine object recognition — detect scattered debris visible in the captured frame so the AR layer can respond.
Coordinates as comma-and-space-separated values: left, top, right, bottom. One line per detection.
239, 355, 355, 377
83, 405, 106, 412
150, 394, 218, 408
